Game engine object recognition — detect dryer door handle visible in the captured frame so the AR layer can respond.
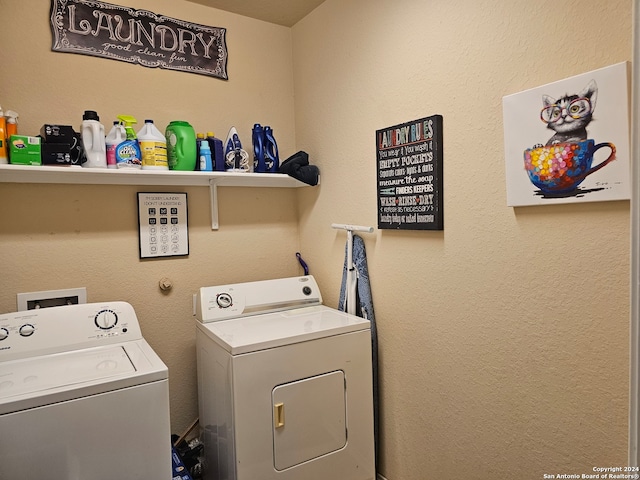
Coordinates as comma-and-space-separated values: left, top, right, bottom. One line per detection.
274, 402, 285, 428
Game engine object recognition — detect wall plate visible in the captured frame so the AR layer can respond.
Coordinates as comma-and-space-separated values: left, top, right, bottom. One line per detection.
17, 287, 87, 311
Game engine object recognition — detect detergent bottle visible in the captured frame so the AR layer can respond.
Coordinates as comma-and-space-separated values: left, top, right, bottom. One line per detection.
105, 121, 126, 169
139, 119, 168, 170
206, 132, 225, 171
199, 137, 213, 171
115, 115, 142, 169
264, 126, 279, 173
165, 121, 196, 171
81, 110, 107, 168
0, 106, 6, 164
195, 133, 205, 171
252, 124, 266, 173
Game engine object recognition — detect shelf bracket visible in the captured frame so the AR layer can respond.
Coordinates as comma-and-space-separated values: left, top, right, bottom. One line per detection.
209, 179, 219, 230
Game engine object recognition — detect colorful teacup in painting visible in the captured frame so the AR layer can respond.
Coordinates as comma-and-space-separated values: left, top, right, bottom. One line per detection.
523, 139, 616, 194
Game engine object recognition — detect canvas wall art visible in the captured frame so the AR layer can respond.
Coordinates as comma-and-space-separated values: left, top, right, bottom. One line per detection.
502, 62, 630, 207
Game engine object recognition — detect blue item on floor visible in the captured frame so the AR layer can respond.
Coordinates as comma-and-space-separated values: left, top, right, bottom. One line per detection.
172, 446, 194, 480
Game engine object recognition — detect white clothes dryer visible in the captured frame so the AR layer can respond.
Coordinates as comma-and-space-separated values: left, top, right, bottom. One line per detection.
0, 301, 172, 480
195, 275, 375, 480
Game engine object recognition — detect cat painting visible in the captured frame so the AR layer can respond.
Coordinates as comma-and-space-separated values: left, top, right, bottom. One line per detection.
502, 62, 629, 206
541, 80, 597, 145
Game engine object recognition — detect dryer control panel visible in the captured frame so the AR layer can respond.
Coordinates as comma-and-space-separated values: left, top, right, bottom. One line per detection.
0, 302, 142, 361
196, 276, 322, 323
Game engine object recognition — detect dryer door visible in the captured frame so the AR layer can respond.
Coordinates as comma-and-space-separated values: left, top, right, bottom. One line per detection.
271, 370, 347, 470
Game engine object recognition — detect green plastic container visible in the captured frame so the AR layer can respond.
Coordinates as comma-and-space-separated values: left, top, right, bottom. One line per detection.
165, 121, 196, 171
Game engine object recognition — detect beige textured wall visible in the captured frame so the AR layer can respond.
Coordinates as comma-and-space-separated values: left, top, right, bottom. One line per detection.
0, 0, 301, 432
293, 0, 632, 479
0, 0, 633, 478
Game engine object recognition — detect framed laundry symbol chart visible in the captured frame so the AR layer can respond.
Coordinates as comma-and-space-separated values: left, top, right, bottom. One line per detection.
137, 193, 189, 259
502, 62, 630, 207
376, 115, 444, 230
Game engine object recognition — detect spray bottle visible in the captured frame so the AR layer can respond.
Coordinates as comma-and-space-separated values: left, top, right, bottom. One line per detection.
115, 115, 142, 169
0, 106, 6, 164
5, 110, 18, 138
105, 121, 126, 169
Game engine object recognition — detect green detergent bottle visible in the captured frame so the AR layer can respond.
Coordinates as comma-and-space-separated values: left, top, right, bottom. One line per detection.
115, 115, 142, 169
165, 121, 196, 171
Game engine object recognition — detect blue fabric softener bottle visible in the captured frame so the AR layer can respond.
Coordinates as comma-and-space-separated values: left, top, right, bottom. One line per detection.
199, 138, 213, 171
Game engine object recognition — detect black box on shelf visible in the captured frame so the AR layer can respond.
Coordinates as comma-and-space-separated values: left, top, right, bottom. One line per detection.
38, 125, 85, 165
40, 124, 76, 144
41, 142, 72, 165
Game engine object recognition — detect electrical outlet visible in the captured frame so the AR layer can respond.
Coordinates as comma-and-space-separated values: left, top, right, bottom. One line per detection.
17, 288, 87, 311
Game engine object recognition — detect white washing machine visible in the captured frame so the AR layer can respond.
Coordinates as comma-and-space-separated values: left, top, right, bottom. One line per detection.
195, 275, 375, 480
0, 301, 172, 480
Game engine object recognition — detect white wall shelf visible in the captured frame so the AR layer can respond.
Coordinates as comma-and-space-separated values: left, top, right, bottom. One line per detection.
0, 164, 309, 230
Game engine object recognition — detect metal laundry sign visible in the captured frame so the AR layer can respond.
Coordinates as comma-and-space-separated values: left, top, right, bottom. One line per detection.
49, 0, 228, 79
376, 115, 444, 230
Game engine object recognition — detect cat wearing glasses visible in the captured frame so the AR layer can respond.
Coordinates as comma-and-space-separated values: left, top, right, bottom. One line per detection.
540, 80, 597, 146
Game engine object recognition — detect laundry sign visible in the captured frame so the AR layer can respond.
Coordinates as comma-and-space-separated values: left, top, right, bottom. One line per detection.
49, 0, 228, 79
376, 115, 444, 230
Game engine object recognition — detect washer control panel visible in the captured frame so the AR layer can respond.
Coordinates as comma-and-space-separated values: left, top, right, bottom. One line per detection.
196, 275, 322, 323
94, 309, 119, 330
0, 301, 142, 361
216, 293, 234, 309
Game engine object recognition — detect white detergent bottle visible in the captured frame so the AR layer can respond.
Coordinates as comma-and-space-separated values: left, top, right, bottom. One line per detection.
105, 121, 126, 169
139, 119, 168, 170
81, 110, 107, 168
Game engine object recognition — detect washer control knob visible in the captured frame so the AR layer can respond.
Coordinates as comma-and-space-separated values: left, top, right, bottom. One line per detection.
216, 293, 233, 309
0, 328, 8, 341
302, 286, 312, 295
19, 324, 35, 337
95, 310, 118, 330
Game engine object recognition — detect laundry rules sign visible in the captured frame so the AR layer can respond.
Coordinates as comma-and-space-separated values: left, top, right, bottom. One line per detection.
50, 0, 228, 79
376, 115, 444, 230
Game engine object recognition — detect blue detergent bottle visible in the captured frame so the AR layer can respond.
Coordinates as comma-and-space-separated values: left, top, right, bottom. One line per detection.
195, 133, 204, 171
206, 131, 225, 171
252, 124, 266, 173
264, 126, 279, 173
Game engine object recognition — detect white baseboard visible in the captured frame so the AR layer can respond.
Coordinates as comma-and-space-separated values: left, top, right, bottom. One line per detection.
377, 474, 388, 480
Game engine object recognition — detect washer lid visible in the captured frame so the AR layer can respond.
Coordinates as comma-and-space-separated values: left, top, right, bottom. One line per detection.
196, 305, 370, 355
0, 340, 167, 414
0, 346, 134, 399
